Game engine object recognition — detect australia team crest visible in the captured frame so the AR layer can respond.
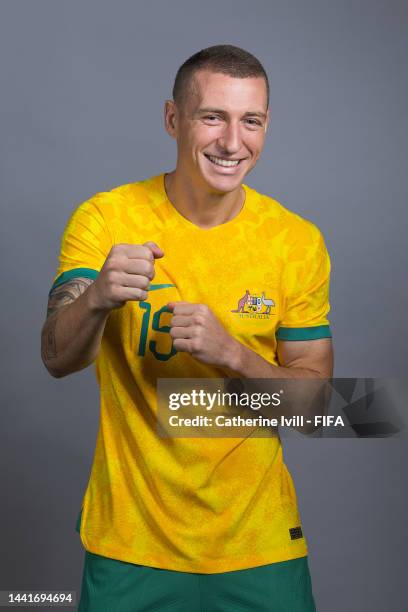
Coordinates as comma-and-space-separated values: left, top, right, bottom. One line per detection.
231, 289, 275, 318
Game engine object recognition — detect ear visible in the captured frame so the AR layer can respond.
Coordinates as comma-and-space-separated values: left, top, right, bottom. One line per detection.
164, 99, 178, 139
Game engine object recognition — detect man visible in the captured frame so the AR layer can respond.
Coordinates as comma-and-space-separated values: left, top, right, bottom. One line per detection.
41, 44, 333, 611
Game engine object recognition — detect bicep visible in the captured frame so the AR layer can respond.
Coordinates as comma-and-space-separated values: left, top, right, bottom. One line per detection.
277, 337, 333, 378
46, 277, 95, 318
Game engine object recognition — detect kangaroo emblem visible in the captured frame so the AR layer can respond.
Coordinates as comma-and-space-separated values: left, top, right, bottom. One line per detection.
231, 290, 250, 313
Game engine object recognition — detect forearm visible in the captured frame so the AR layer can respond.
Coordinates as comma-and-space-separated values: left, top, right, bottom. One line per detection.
224, 340, 324, 379
41, 285, 110, 377
223, 339, 332, 432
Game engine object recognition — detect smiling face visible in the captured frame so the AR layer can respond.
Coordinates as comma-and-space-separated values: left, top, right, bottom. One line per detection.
165, 69, 269, 193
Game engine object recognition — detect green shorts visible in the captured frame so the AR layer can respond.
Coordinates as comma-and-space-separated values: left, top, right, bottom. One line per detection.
78, 550, 316, 612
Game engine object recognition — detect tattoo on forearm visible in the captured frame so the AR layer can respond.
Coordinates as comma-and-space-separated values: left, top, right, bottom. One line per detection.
41, 313, 58, 360
41, 277, 94, 361
46, 277, 94, 317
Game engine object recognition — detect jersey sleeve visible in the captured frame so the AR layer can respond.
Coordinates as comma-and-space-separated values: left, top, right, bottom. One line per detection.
50, 196, 113, 292
276, 224, 332, 341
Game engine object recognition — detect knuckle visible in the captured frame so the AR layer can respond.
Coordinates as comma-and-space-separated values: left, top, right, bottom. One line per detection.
135, 288, 145, 299
107, 256, 124, 272
142, 276, 150, 290
141, 245, 154, 260
120, 254, 130, 269
106, 269, 118, 284
112, 243, 125, 254
103, 258, 115, 272
143, 262, 154, 278
135, 275, 149, 290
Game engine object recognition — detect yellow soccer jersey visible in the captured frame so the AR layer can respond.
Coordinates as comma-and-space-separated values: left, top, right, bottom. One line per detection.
51, 172, 331, 573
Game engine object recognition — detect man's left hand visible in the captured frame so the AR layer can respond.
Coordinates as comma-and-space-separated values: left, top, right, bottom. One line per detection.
167, 301, 239, 368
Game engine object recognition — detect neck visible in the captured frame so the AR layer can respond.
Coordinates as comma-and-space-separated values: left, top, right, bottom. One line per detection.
164, 167, 245, 229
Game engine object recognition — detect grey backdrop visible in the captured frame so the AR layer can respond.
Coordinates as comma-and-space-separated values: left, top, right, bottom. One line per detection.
1, 1, 407, 610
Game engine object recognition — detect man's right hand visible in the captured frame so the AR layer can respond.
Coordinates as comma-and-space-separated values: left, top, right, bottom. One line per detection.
88, 241, 164, 312
41, 240, 164, 377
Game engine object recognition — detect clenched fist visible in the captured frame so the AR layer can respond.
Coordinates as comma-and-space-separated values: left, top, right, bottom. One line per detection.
167, 301, 240, 368
89, 241, 164, 312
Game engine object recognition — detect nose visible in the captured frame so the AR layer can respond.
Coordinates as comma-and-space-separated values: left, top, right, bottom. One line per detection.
217, 121, 242, 155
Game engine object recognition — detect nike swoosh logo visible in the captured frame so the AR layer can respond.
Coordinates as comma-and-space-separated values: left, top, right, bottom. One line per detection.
149, 284, 176, 291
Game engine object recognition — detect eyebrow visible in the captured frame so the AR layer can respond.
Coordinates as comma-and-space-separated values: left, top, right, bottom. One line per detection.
196, 107, 267, 120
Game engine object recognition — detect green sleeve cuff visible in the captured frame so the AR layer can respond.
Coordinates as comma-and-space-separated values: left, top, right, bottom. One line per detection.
49, 267, 99, 294
276, 325, 332, 341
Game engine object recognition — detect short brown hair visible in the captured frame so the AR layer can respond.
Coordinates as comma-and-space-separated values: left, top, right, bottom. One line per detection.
172, 44, 269, 112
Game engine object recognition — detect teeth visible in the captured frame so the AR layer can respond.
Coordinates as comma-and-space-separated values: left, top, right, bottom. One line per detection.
207, 155, 240, 167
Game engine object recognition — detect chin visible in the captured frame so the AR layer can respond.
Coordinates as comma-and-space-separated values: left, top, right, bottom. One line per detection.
199, 164, 247, 194
205, 175, 241, 193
